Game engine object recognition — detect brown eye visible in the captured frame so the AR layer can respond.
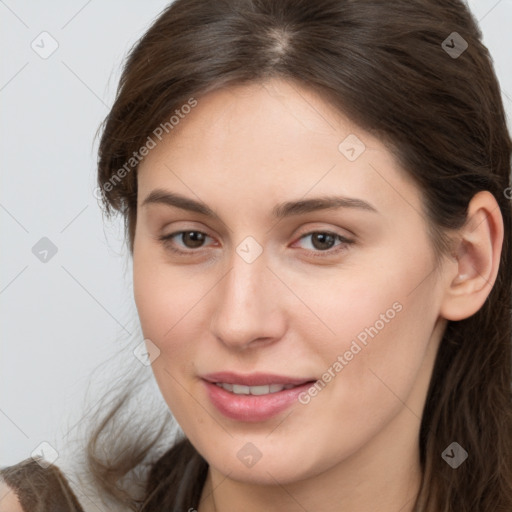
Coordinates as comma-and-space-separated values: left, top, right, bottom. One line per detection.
309, 232, 337, 251
159, 230, 213, 253
296, 231, 353, 254
179, 231, 207, 248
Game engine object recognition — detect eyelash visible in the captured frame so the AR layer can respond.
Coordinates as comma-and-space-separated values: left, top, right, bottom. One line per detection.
158, 230, 354, 258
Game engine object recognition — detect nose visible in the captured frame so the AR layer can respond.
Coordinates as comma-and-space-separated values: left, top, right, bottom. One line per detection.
209, 247, 286, 351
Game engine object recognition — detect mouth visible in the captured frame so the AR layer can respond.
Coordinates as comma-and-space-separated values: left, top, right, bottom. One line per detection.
202, 371, 315, 387
201, 372, 317, 422
213, 382, 300, 395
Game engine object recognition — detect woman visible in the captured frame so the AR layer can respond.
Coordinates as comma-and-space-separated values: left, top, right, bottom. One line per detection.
91, 0, 512, 510
5, 0, 511, 510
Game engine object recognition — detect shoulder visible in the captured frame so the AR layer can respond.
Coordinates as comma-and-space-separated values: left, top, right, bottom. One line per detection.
0, 458, 84, 512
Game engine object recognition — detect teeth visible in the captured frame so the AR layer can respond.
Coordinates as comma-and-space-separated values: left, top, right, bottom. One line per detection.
233, 384, 251, 394
215, 383, 298, 395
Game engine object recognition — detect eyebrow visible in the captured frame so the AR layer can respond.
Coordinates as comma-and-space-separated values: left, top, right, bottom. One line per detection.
141, 189, 378, 219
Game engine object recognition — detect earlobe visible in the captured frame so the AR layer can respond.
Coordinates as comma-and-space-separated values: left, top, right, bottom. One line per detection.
440, 191, 504, 321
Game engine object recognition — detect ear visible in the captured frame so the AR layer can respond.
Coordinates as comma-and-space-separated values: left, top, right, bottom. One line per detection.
440, 191, 504, 321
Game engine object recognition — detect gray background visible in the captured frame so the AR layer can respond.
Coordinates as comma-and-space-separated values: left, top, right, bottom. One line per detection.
1, 0, 511, 468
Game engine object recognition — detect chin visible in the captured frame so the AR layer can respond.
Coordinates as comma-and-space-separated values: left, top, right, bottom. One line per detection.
202, 441, 333, 486
214, 460, 310, 486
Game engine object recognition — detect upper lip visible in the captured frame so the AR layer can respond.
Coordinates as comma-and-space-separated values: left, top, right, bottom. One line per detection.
202, 372, 315, 387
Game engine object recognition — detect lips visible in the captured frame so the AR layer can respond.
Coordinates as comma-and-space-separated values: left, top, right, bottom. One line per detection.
201, 372, 317, 422
202, 371, 314, 387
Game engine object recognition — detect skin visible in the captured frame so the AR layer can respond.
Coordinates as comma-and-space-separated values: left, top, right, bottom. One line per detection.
0, 482, 25, 512
133, 78, 503, 512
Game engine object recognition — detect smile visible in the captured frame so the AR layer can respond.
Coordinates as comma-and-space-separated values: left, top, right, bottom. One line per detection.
214, 383, 298, 395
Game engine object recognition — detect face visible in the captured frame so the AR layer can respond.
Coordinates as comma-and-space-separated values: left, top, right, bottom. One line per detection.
133, 78, 449, 485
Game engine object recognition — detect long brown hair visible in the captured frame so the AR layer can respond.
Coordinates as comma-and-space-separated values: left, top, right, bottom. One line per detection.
85, 0, 512, 510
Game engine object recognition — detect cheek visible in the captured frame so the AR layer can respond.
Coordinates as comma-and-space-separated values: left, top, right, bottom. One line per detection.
307, 247, 440, 423
132, 247, 215, 409
133, 242, 205, 342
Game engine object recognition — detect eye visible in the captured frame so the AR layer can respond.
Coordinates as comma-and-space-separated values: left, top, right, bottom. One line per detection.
158, 229, 354, 258
293, 231, 354, 257
158, 230, 215, 254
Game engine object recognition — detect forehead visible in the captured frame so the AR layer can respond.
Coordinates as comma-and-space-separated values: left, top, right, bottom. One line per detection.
137, 78, 422, 219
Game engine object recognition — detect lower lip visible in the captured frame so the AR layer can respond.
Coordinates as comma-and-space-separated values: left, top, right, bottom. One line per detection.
202, 380, 315, 422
